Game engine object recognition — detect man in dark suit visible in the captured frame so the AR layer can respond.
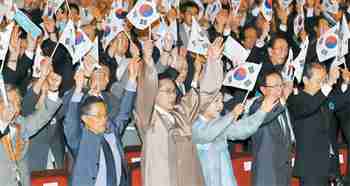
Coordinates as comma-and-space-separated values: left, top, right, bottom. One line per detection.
287, 63, 350, 186
248, 71, 295, 186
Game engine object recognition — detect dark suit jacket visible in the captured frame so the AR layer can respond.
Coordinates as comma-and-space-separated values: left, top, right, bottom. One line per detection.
2, 54, 33, 95
288, 88, 350, 177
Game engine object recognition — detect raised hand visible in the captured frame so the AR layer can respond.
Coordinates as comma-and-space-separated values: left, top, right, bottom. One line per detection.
341, 68, 350, 83
143, 40, 154, 64
33, 58, 53, 94
232, 103, 244, 120
281, 81, 293, 103
128, 57, 141, 82
261, 95, 278, 113
130, 41, 140, 58
82, 54, 98, 78
27, 33, 37, 53
74, 70, 85, 94
9, 25, 21, 52
207, 37, 224, 62
328, 66, 340, 86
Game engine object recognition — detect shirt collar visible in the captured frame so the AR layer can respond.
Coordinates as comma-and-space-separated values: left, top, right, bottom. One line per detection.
198, 115, 209, 123
154, 105, 174, 119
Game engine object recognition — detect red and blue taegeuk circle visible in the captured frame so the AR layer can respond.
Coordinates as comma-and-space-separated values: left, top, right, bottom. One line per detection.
325, 35, 337, 49
139, 3, 153, 17
75, 31, 85, 45
233, 67, 247, 81
264, 0, 273, 9
115, 8, 127, 19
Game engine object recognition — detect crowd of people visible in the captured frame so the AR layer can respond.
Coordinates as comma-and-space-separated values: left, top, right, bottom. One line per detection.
1, 0, 350, 186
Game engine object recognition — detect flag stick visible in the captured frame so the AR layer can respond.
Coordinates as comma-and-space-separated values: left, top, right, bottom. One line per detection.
149, 25, 152, 40
242, 90, 250, 105
65, 0, 71, 14
50, 41, 60, 59
0, 57, 6, 73
0, 74, 9, 107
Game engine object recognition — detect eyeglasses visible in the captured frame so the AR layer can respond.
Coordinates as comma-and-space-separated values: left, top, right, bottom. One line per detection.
86, 114, 108, 120
263, 84, 284, 88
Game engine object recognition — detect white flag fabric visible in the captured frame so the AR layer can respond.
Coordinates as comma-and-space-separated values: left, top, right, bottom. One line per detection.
223, 62, 262, 91
261, 0, 273, 21
127, 0, 160, 30
58, 20, 75, 59
73, 28, 93, 63
223, 36, 249, 67
293, 37, 309, 83
280, 0, 293, 9
187, 17, 210, 55
33, 47, 46, 78
339, 15, 350, 57
162, 0, 172, 12
112, 0, 129, 10
316, 26, 338, 62
323, 0, 339, 14
231, 0, 241, 16
296, 0, 305, 5
281, 49, 294, 81
0, 22, 14, 61
0, 0, 14, 20
43, 0, 64, 18
90, 36, 99, 62
102, 10, 125, 49
205, 0, 222, 22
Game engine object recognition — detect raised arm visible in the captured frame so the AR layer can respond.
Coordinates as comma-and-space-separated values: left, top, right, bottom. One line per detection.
62, 70, 85, 154
113, 58, 139, 135
19, 94, 61, 138
199, 37, 224, 94
135, 41, 158, 135
20, 61, 62, 138
192, 113, 234, 144
224, 110, 267, 140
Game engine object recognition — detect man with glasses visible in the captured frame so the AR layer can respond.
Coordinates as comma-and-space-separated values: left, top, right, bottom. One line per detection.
247, 70, 295, 186
287, 63, 350, 186
63, 59, 139, 186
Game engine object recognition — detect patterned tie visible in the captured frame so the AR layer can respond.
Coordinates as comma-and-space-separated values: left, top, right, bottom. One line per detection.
101, 137, 117, 186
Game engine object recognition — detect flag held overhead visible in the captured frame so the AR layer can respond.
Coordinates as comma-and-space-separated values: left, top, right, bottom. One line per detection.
187, 17, 210, 55
261, 0, 273, 21
223, 62, 262, 91
127, 0, 160, 30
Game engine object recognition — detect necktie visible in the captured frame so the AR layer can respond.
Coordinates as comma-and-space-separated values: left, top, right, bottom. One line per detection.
101, 137, 117, 186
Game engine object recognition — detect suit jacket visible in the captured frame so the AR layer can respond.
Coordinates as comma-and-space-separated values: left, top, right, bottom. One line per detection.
0, 97, 62, 186
2, 54, 33, 95
63, 89, 136, 186
288, 88, 350, 177
249, 97, 293, 186
21, 88, 65, 171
